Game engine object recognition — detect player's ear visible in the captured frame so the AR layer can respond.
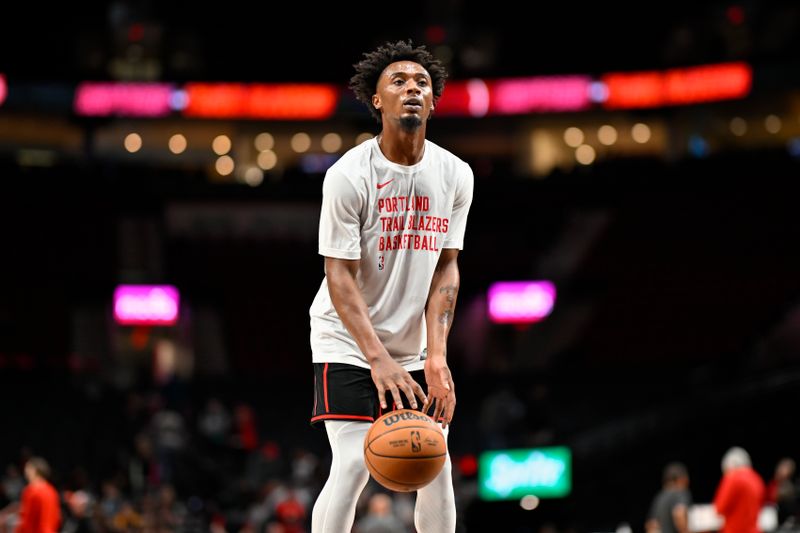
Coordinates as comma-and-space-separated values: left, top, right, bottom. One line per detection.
372, 94, 381, 110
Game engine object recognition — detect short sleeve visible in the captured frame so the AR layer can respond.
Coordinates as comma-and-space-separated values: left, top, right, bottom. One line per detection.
442, 161, 474, 249
674, 490, 691, 507
318, 170, 363, 260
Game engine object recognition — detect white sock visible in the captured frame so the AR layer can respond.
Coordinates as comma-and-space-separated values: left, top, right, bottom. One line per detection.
311, 420, 371, 533
415, 428, 456, 533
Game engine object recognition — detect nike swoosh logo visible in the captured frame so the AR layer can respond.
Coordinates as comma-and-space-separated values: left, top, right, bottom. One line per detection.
376, 179, 394, 189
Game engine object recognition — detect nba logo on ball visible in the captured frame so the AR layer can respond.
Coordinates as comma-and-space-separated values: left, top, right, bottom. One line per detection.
364, 409, 447, 492
411, 431, 422, 452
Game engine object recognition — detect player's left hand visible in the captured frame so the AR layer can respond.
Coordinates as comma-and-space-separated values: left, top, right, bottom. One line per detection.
422, 356, 456, 429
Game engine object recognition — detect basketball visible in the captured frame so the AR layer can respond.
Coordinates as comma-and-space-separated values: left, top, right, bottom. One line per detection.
364, 409, 447, 492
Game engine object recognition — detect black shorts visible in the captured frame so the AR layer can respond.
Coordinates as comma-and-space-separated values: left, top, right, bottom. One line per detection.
310, 362, 427, 427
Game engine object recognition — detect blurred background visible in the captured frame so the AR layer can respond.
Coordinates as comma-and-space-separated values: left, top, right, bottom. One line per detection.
1, 1, 800, 532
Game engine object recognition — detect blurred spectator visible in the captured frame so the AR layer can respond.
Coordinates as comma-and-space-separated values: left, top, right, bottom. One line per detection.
391, 493, 415, 530
243, 442, 283, 493
111, 502, 143, 532
149, 408, 188, 485
273, 488, 306, 533
0, 495, 20, 533
232, 404, 259, 452
97, 481, 123, 525
153, 484, 187, 531
354, 493, 405, 533
645, 462, 691, 533
15, 457, 61, 533
713, 447, 765, 533
290, 449, 318, 491
198, 398, 232, 448
1, 465, 24, 506
242, 483, 274, 533
127, 433, 158, 498
765, 457, 797, 527
62, 490, 93, 533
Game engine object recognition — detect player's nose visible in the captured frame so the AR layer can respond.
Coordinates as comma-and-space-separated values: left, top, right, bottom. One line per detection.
406, 81, 422, 94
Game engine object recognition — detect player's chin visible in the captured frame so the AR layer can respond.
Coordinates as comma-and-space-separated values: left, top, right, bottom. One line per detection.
399, 115, 423, 131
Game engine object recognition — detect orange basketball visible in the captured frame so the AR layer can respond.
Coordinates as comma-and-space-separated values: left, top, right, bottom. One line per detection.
364, 409, 447, 492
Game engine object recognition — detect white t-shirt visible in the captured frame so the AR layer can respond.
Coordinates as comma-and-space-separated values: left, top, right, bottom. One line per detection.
309, 137, 474, 370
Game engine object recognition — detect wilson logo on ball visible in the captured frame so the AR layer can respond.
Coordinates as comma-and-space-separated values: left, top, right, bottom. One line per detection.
382, 411, 431, 427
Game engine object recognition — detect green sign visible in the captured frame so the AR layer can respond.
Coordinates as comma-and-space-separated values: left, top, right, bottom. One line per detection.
478, 446, 571, 500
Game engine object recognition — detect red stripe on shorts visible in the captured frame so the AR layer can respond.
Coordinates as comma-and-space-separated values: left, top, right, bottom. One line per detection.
313, 374, 318, 415
311, 414, 374, 423
323, 362, 330, 412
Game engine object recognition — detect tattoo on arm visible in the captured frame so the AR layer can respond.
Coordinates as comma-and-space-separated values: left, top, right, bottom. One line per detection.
438, 309, 453, 326
438, 285, 459, 326
439, 285, 458, 303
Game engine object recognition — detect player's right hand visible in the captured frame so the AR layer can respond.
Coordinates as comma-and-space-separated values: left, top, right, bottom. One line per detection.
370, 355, 427, 411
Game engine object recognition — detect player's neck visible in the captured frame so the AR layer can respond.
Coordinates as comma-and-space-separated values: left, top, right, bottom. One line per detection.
377, 127, 426, 166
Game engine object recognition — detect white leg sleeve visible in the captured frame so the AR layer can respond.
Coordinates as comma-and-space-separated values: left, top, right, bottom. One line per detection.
414, 427, 457, 533
311, 420, 371, 533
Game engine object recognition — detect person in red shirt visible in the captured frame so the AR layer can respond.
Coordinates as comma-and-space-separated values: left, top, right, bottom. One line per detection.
275, 489, 306, 533
713, 447, 765, 533
15, 457, 61, 533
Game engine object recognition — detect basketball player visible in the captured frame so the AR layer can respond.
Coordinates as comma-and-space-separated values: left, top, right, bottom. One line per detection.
309, 40, 474, 532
